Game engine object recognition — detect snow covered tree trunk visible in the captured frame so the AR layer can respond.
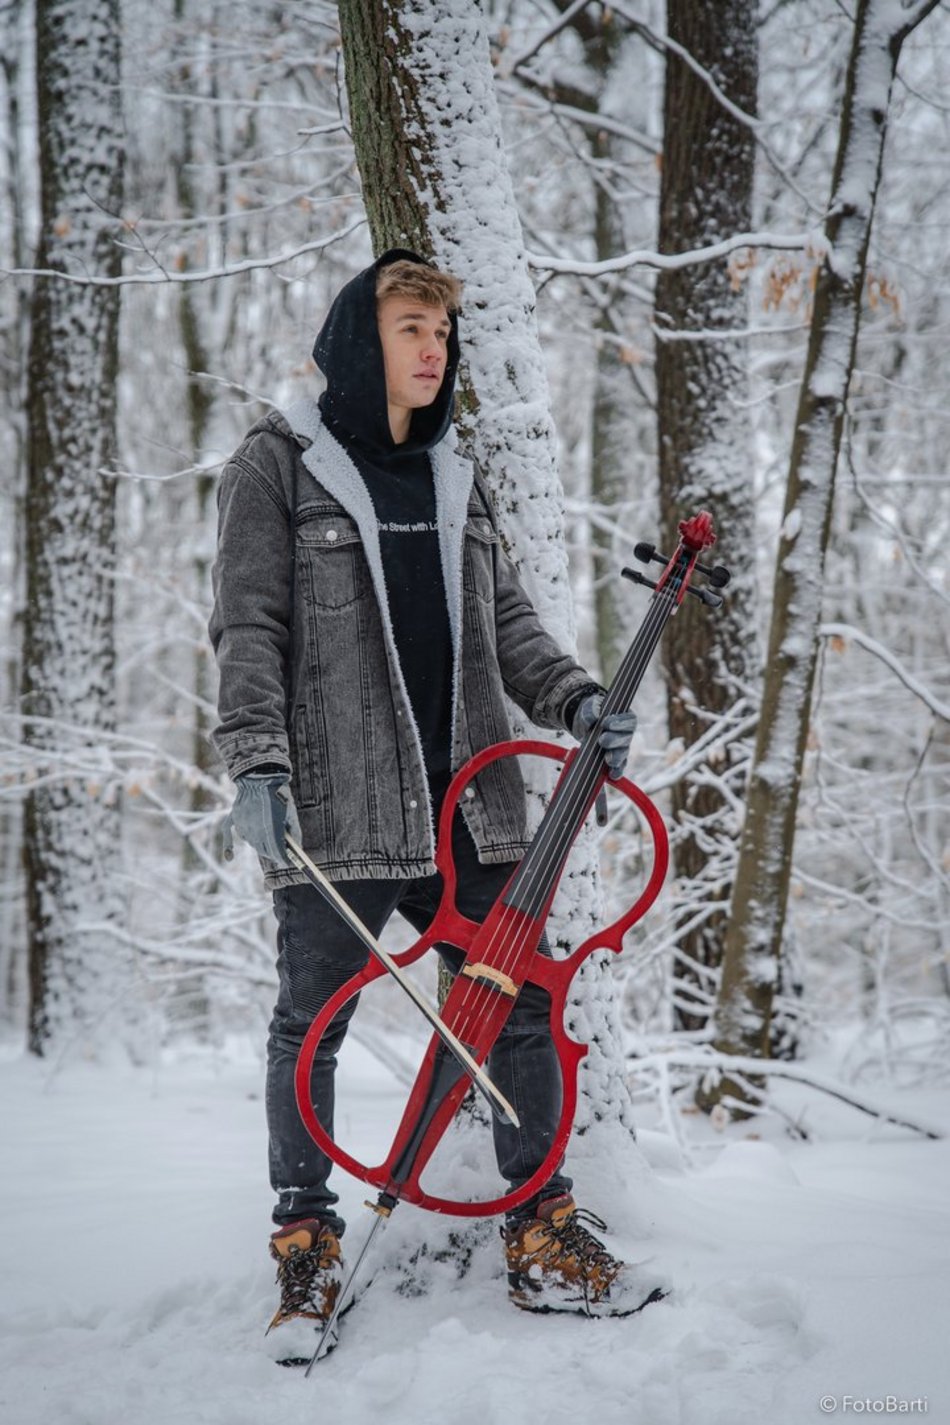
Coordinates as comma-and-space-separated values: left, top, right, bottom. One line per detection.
0, 0, 34, 1024
654, 0, 760, 1033
172, 0, 218, 891
707, 0, 942, 1106
339, 0, 569, 602
551, 5, 637, 684
589, 159, 637, 685
338, 0, 642, 1148
504, 2, 650, 682
22, 0, 125, 1053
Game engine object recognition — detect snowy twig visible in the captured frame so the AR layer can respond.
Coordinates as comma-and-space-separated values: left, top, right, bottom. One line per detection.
527, 229, 815, 279
606, 0, 823, 211
791, 868, 944, 934
498, 0, 592, 77
634, 1048, 943, 1139
1, 216, 365, 287
495, 77, 660, 156
639, 702, 759, 797
819, 623, 950, 722
890, 0, 945, 45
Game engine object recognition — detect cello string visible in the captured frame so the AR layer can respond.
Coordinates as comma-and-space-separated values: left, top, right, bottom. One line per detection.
498, 576, 678, 929
403, 546, 697, 1198
449, 561, 684, 1026
507, 562, 680, 911
450, 565, 682, 1024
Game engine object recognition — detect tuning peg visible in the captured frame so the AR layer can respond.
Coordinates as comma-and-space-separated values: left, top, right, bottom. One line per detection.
697, 561, 731, 588
621, 567, 658, 592
622, 565, 724, 609
633, 542, 667, 567
633, 540, 730, 588
687, 584, 724, 608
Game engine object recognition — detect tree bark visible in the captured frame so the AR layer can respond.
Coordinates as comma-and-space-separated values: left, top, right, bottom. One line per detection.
507, 0, 650, 681
173, 0, 218, 891
707, 0, 942, 1107
654, 0, 760, 1031
0, 0, 33, 1024
337, 0, 638, 1140
23, 0, 124, 1052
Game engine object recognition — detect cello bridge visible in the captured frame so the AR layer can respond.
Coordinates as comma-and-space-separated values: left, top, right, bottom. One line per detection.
460, 962, 518, 998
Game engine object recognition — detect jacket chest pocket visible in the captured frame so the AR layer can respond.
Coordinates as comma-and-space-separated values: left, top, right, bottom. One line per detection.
463, 516, 496, 605
297, 514, 364, 611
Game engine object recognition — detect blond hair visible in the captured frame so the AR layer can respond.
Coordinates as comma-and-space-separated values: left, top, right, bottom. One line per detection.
376, 259, 462, 314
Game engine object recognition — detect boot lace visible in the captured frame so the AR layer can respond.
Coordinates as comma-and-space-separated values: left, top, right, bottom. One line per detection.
274, 1239, 333, 1316
545, 1208, 618, 1272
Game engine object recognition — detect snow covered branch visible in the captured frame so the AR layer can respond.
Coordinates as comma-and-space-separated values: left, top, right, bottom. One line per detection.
1, 216, 365, 287
820, 623, 950, 723
635, 1047, 943, 1139
527, 230, 815, 278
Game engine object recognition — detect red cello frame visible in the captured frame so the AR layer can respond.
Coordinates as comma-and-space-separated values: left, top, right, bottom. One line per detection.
294, 738, 669, 1218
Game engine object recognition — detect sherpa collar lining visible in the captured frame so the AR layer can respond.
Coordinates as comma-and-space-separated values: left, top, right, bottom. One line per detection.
281, 396, 474, 788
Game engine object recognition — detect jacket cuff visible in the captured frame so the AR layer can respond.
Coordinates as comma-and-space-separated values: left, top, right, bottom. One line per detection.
531, 670, 600, 732
212, 730, 292, 782
560, 682, 605, 735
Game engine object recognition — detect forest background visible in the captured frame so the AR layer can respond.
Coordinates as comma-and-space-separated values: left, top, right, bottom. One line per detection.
1, 0, 948, 1149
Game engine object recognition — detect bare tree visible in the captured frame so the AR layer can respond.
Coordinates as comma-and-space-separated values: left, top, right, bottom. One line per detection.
0, 0, 34, 1023
653, 0, 760, 1033
705, 0, 943, 1111
22, 0, 125, 1052
502, 0, 657, 681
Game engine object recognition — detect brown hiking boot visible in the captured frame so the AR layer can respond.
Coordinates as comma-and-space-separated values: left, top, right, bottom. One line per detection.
502, 1194, 669, 1318
265, 1219, 343, 1364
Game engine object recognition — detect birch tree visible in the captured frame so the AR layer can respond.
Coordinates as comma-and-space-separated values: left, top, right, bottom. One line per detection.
337, 0, 644, 1159
705, 0, 943, 1111
653, 0, 760, 1033
22, 0, 125, 1052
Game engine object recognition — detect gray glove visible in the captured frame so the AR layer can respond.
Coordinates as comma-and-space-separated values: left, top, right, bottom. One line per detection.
571, 693, 637, 781
222, 770, 301, 868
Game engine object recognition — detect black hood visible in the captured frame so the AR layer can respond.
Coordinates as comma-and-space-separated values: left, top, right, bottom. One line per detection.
313, 248, 460, 460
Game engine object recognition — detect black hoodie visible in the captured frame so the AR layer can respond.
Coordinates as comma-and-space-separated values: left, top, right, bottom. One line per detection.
313, 250, 459, 779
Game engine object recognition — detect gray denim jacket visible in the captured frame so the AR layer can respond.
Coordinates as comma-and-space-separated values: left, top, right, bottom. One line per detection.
209, 398, 594, 887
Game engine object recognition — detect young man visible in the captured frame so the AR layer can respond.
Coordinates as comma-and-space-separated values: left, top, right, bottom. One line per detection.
210, 250, 647, 1363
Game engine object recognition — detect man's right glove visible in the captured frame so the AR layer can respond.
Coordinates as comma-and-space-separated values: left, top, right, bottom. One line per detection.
571, 692, 637, 781
222, 769, 301, 868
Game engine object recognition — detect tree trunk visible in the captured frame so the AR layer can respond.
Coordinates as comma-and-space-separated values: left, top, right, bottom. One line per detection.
23, 0, 124, 1053
505, 0, 650, 682
589, 176, 640, 685
654, 0, 760, 1032
337, 0, 639, 1144
553, 5, 644, 684
173, 0, 218, 889
0, 0, 34, 1026
706, 0, 942, 1109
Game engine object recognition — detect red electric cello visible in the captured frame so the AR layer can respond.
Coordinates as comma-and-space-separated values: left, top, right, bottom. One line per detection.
284, 510, 728, 1365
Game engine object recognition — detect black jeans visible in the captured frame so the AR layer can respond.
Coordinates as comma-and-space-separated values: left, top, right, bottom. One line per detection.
266, 796, 571, 1234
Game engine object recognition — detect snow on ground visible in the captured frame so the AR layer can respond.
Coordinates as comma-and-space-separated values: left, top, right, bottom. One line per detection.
1, 1037, 948, 1425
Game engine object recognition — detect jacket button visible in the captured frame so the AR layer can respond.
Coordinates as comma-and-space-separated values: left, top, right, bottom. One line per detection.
464, 786, 476, 800
325, 529, 338, 542
409, 798, 418, 809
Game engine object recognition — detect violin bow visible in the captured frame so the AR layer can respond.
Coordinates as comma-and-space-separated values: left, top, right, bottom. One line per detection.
284, 833, 522, 1371
284, 835, 519, 1130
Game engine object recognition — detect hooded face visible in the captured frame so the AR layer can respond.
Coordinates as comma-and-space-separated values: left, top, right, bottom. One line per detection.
377, 296, 452, 444
312, 249, 460, 460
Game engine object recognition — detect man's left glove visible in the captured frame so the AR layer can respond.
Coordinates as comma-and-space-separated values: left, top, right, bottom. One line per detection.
222, 769, 301, 868
571, 693, 637, 781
